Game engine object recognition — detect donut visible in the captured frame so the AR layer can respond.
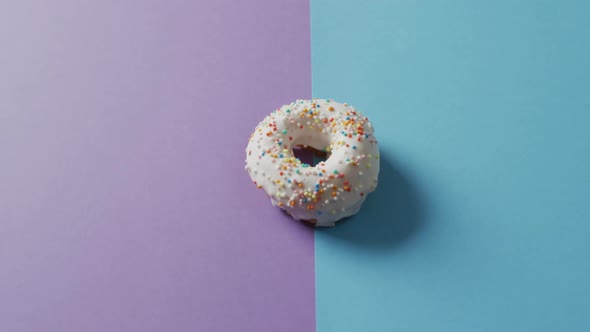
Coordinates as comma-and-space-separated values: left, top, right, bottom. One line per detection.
244, 99, 380, 227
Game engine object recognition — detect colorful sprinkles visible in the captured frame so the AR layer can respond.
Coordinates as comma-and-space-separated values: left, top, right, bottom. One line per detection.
245, 99, 379, 226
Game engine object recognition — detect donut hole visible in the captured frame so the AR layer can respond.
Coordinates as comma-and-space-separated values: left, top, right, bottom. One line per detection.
292, 145, 328, 167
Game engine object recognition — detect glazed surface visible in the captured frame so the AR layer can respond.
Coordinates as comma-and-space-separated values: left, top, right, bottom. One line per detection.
245, 99, 379, 226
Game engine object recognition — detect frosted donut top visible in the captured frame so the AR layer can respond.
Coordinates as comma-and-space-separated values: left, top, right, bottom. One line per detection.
245, 99, 379, 226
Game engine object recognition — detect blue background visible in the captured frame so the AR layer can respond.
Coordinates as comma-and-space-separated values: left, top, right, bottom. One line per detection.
312, 0, 590, 331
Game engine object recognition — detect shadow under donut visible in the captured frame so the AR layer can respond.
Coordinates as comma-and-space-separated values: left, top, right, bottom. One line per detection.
315, 153, 428, 250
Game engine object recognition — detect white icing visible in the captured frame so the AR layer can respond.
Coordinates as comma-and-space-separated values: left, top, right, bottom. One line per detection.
245, 99, 379, 226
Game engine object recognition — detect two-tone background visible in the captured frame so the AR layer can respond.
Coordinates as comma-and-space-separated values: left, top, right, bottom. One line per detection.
2, 1, 589, 331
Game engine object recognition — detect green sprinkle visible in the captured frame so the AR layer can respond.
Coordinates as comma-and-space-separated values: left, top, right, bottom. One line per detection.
333, 170, 339, 174
282, 129, 287, 134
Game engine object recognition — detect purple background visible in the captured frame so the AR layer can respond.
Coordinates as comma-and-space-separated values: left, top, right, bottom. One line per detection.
0, 1, 314, 331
